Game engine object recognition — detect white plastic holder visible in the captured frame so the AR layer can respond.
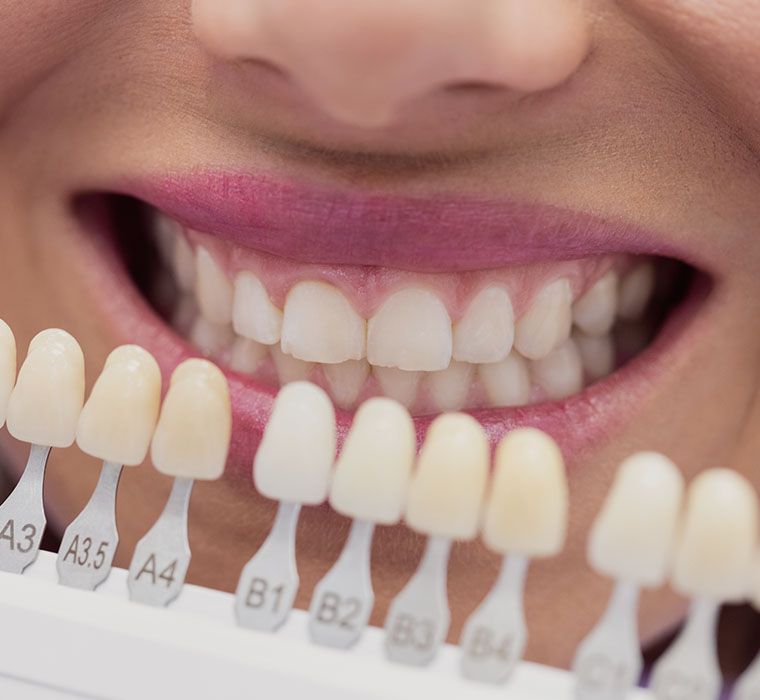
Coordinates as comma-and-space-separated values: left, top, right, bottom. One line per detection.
572, 581, 643, 700
0, 551, 657, 700
734, 646, 760, 700
649, 597, 722, 700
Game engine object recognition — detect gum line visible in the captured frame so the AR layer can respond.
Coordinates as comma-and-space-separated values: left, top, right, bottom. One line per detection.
152, 212, 657, 412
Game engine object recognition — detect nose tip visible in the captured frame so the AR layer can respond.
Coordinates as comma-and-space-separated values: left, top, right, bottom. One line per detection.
192, 0, 590, 128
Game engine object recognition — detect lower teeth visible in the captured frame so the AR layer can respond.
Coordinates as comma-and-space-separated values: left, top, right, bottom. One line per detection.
166, 274, 656, 414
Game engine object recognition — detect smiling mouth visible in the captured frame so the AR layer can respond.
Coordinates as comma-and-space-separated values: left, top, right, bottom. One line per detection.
71, 173, 703, 463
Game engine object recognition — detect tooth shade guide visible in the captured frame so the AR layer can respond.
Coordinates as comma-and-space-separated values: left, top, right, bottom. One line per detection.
238, 381, 336, 632
650, 468, 759, 699
127, 477, 195, 607
310, 397, 414, 648
0, 328, 85, 574
0, 550, 657, 699
56, 461, 123, 590
5, 328, 85, 448
0, 444, 52, 574
385, 413, 488, 666
461, 428, 568, 684
573, 451, 684, 699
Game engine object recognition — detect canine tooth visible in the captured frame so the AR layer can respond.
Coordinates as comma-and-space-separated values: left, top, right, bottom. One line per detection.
150, 358, 231, 480
588, 452, 684, 586
453, 286, 514, 363
530, 338, 583, 400
6, 329, 85, 447
483, 428, 568, 556
281, 281, 366, 363
0, 319, 16, 428
405, 413, 489, 540
76, 345, 162, 466
572, 271, 618, 336
189, 317, 234, 357
618, 263, 655, 320
427, 361, 473, 411
373, 366, 420, 408
671, 468, 758, 601
479, 352, 531, 407
229, 337, 268, 375
323, 359, 370, 409
514, 279, 572, 360
330, 398, 415, 524
271, 345, 314, 383
575, 331, 615, 380
173, 234, 196, 292
367, 288, 452, 371
232, 271, 283, 345
254, 381, 336, 504
195, 246, 233, 324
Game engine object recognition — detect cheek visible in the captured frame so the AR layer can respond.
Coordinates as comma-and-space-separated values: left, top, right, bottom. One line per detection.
0, 1, 108, 112
624, 0, 760, 143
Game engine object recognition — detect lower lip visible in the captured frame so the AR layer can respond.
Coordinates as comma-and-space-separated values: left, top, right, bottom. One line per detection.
72, 199, 708, 478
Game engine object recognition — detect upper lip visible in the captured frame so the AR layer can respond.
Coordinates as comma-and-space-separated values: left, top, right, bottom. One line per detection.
108, 172, 692, 273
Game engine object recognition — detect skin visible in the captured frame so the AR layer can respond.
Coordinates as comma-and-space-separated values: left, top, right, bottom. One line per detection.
1, 0, 760, 670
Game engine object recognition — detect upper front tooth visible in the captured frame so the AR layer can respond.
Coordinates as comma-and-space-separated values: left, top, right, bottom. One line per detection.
150, 358, 231, 480
5, 329, 85, 447
281, 281, 366, 363
76, 345, 162, 466
482, 428, 568, 557
588, 452, 684, 586
572, 271, 618, 336
323, 359, 370, 409
329, 397, 415, 524
195, 246, 233, 325
0, 319, 16, 428
404, 413, 489, 540
427, 361, 473, 411
254, 381, 336, 504
671, 468, 759, 601
618, 263, 655, 320
232, 272, 283, 345
530, 338, 583, 400
367, 288, 452, 371
453, 286, 514, 363
515, 279, 572, 360
479, 352, 531, 408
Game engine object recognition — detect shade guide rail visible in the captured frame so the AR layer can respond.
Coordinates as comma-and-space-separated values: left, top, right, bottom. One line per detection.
0, 319, 758, 698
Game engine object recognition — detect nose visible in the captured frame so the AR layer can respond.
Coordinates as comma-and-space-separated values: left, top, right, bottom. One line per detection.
192, 0, 591, 127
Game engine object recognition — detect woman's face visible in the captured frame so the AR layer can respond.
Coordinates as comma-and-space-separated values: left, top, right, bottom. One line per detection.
1, 0, 759, 667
